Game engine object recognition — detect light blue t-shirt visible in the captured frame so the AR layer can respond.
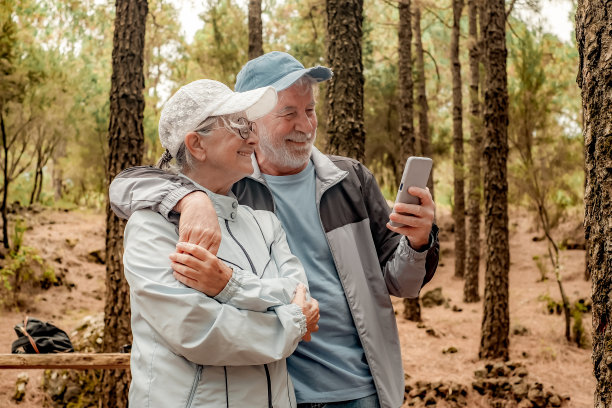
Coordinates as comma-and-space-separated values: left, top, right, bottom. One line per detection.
262, 161, 376, 403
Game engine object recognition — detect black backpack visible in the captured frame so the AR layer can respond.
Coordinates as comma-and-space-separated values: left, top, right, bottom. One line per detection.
11, 317, 74, 354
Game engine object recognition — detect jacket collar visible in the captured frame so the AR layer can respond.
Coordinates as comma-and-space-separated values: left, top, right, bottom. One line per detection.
179, 174, 239, 221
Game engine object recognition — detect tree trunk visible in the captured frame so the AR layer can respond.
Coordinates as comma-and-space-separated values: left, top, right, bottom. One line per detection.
29, 165, 39, 205
325, 0, 365, 161
398, 0, 421, 323
412, 2, 433, 197
52, 162, 62, 201
398, 0, 415, 182
101, 1, 147, 407
34, 167, 43, 203
1, 112, 9, 249
403, 298, 422, 322
576, 1, 612, 406
451, 0, 465, 279
248, 0, 264, 59
463, 0, 482, 303
478, 0, 509, 361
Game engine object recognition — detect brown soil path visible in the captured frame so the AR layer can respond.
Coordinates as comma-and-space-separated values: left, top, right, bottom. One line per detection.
0, 208, 593, 407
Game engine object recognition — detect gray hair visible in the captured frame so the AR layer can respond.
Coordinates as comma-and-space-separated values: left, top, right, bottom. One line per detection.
156, 112, 249, 173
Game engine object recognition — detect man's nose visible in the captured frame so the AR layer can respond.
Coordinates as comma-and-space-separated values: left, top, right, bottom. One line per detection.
294, 112, 316, 134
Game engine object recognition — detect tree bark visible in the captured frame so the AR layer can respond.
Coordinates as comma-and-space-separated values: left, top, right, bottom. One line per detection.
412, 2, 433, 197
101, 0, 147, 406
398, 0, 421, 323
248, 0, 264, 59
478, 0, 509, 361
325, 0, 365, 161
575, 1, 612, 406
1, 112, 9, 248
398, 0, 415, 181
451, 0, 466, 279
463, 0, 482, 303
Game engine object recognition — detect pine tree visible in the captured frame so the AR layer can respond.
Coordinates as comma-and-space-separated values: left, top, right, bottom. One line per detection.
576, 0, 612, 405
101, 0, 147, 406
412, 1, 433, 196
248, 0, 264, 59
451, 0, 466, 279
325, 0, 365, 161
463, 0, 482, 303
478, 0, 509, 361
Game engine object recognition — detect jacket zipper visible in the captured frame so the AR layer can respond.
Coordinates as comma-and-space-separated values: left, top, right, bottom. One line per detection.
264, 364, 273, 408
225, 219, 257, 276
224, 366, 229, 408
185, 364, 203, 408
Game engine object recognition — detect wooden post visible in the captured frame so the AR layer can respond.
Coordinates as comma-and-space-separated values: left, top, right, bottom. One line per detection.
0, 353, 130, 370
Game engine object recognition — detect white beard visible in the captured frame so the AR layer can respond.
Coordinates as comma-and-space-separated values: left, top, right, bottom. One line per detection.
257, 124, 315, 170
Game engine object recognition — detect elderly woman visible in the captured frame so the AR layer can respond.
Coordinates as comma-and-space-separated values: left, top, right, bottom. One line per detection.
121, 79, 319, 407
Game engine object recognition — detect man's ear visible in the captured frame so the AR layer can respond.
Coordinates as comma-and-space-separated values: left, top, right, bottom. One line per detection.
184, 132, 206, 161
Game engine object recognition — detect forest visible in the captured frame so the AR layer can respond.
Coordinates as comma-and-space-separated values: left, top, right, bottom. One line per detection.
0, 0, 610, 407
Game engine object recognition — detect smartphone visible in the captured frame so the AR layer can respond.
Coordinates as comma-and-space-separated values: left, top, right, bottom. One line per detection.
389, 157, 433, 227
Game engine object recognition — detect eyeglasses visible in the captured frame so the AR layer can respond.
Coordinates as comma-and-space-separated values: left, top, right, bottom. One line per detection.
198, 117, 257, 140
230, 117, 257, 140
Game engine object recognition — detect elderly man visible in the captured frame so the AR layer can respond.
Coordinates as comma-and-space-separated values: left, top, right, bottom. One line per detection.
110, 51, 439, 408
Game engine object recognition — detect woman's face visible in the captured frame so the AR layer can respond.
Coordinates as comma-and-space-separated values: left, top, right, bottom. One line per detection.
203, 117, 259, 181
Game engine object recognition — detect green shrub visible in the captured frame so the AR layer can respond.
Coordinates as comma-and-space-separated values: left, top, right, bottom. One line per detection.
0, 219, 58, 308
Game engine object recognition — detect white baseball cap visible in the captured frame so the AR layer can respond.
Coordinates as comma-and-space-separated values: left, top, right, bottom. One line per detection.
159, 79, 277, 157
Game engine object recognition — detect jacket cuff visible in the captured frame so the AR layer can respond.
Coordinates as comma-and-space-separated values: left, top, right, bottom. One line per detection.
213, 268, 242, 303
159, 186, 198, 219
284, 303, 307, 337
399, 236, 429, 262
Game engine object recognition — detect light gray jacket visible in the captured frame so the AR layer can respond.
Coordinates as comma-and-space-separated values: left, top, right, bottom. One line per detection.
112, 148, 440, 408
123, 185, 308, 408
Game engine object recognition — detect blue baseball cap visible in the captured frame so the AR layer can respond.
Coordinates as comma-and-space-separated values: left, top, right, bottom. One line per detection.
235, 51, 333, 92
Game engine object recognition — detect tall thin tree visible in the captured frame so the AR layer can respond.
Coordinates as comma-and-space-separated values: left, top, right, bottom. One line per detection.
101, 0, 147, 406
398, 0, 415, 172
400, 0, 423, 321
451, 0, 466, 279
463, 0, 482, 302
412, 1, 433, 196
325, 0, 365, 161
576, 0, 612, 405
248, 0, 264, 59
478, 0, 509, 360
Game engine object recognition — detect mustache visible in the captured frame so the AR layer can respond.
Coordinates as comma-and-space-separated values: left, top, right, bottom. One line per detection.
285, 132, 313, 143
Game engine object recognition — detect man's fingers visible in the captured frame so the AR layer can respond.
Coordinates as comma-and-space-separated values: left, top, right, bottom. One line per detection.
388, 213, 430, 228
407, 186, 433, 205
393, 202, 426, 218
302, 333, 311, 342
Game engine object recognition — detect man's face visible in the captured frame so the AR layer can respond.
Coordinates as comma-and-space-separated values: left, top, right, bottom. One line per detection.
255, 82, 317, 175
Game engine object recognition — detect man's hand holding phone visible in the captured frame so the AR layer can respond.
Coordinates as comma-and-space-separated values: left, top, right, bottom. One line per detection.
387, 157, 435, 251
387, 186, 435, 251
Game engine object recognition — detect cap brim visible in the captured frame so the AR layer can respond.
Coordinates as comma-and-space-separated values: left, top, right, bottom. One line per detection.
210, 86, 278, 121
271, 66, 333, 91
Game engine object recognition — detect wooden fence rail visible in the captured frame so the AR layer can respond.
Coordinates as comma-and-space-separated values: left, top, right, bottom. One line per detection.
0, 353, 130, 370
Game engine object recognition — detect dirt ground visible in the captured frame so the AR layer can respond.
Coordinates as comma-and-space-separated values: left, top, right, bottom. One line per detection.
0, 207, 593, 407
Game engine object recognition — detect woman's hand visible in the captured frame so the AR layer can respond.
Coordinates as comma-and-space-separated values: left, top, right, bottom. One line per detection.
170, 242, 232, 297
291, 284, 320, 342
